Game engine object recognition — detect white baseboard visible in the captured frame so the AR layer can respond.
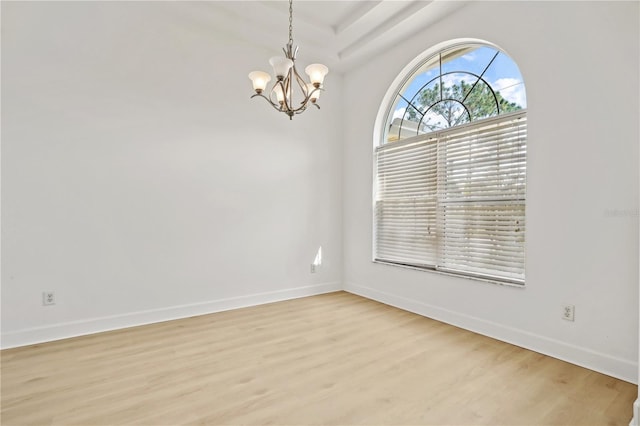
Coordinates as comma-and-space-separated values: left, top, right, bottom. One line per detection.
1, 282, 342, 349
631, 399, 639, 426
344, 282, 638, 385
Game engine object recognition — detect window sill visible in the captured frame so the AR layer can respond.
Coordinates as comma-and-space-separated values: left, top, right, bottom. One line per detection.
372, 259, 526, 289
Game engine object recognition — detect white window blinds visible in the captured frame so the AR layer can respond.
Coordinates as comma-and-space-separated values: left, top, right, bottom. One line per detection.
374, 111, 527, 285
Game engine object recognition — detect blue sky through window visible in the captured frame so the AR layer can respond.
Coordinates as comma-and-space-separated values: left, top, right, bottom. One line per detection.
390, 44, 527, 134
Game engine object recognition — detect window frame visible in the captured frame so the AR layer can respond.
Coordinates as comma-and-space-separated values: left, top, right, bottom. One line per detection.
372, 41, 527, 287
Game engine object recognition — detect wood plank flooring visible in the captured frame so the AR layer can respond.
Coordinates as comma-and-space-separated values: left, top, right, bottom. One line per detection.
1, 291, 636, 425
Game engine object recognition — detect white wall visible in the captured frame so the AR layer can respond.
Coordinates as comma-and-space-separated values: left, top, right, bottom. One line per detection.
343, 1, 639, 383
1, 1, 343, 347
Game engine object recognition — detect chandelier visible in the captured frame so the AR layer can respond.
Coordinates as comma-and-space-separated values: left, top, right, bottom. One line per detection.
248, 0, 328, 120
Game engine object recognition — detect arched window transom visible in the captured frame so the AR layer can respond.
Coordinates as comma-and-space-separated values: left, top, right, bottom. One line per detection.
386, 44, 526, 143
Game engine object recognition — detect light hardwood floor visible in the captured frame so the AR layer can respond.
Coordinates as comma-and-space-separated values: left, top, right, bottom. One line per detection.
1, 291, 636, 425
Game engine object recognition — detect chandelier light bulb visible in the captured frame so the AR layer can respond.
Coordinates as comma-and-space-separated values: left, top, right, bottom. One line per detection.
269, 56, 293, 80
305, 64, 329, 87
248, 71, 271, 93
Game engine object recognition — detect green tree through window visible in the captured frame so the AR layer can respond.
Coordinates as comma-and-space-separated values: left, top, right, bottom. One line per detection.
387, 45, 525, 142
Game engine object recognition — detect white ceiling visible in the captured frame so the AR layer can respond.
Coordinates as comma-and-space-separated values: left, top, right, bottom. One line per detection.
177, 1, 469, 73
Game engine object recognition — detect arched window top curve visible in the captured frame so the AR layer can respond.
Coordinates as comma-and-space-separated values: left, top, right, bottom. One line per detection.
385, 43, 526, 144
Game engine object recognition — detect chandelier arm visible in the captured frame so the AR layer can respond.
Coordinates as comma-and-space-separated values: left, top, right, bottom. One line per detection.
279, 77, 292, 113
267, 82, 280, 108
292, 100, 319, 115
291, 66, 310, 105
284, 99, 309, 114
250, 93, 286, 112
253, 74, 324, 115
307, 86, 324, 104
284, 89, 323, 113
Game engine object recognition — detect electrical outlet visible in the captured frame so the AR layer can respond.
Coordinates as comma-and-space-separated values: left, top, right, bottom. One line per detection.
562, 305, 575, 321
310, 264, 317, 273
43, 291, 55, 306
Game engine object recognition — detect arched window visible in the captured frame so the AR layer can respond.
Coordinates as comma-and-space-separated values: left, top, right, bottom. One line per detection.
374, 41, 527, 285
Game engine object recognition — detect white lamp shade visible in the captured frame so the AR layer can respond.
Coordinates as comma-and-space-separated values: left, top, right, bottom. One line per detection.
307, 83, 320, 101
248, 71, 271, 92
269, 56, 293, 79
273, 84, 285, 104
305, 63, 329, 85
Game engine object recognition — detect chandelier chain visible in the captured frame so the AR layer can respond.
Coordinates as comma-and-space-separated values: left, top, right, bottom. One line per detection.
288, 0, 293, 44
